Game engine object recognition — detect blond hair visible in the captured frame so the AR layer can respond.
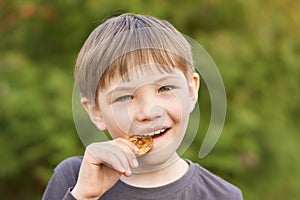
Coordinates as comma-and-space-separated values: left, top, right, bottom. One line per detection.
75, 13, 194, 102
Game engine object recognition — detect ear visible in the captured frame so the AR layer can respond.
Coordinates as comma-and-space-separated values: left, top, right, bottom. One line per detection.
80, 97, 107, 131
188, 73, 200, 112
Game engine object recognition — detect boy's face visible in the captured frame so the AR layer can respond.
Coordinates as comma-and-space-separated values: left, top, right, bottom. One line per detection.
88, 64, 199, 165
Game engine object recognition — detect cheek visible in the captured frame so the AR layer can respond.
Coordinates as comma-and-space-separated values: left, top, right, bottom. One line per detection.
166, 91, 190, 121
108, 104, 132, 135
165, 101, 182, 122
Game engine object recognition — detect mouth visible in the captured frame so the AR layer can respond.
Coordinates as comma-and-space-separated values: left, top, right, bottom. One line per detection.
134, 128, 170, 139
127, 128, 171, 155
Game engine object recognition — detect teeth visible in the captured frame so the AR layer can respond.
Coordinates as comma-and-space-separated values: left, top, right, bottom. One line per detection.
144, 129, 166, 137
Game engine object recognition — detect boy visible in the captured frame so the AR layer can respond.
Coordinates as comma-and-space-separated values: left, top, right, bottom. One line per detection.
43, 13, 243, 200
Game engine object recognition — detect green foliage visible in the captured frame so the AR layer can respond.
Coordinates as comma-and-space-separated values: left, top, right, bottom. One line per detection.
1, 0, 300, 199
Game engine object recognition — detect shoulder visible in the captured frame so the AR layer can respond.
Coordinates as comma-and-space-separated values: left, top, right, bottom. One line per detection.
186, 160, 243, 200
55, 156, 83, 173
53, 156, 83, 183
42, 156, 83, 200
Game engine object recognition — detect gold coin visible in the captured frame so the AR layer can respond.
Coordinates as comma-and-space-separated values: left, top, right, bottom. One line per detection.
128, 135, 153, 155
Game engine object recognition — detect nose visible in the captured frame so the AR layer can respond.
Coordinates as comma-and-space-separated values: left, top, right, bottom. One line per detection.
134, 97, 165, 123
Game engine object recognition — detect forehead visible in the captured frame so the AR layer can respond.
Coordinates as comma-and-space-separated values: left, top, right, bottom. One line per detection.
117, 64, 185, 84
98, 49, 193, 90
103, 66, 187, 95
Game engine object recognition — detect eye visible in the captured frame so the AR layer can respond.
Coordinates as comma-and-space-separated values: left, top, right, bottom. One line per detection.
114, 95, 133, 103
158, 85, 175, 92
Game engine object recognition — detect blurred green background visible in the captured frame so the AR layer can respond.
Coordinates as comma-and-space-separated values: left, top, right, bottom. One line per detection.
1, 0, 299, 199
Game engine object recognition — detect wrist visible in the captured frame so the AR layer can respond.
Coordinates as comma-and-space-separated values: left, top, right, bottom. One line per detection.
70, 186, 101, 200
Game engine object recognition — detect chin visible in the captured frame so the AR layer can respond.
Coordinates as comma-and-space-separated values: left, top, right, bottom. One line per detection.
138, 139, 181, 165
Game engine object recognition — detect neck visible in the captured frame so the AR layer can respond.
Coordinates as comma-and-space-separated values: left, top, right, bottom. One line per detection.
120, 154, 189, 188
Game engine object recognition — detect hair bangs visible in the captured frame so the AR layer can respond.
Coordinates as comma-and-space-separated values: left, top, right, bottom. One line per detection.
98, 49, 194, 90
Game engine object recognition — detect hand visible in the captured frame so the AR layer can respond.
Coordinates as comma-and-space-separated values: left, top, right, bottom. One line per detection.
71, 138, 140, 200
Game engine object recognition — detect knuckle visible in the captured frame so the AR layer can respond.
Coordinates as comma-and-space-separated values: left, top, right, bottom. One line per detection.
110, 138, 123, 145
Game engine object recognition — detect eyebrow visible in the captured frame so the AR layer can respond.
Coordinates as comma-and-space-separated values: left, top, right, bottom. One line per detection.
106, 86, 136, 97
105, 73, 182, 96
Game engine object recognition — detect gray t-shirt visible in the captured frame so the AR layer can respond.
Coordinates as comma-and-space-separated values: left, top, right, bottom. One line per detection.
42, 156, 243, 200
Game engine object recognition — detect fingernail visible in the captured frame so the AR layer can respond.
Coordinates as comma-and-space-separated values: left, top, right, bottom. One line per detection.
132, 159, 139, 168
134, 147, 140, 153
119, 167, 125, 173
126, 168, 132, 175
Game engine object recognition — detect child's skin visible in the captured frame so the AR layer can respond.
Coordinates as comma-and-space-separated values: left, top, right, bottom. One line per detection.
71, 64, 199, 199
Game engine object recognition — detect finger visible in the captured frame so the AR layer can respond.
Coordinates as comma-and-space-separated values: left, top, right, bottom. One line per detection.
110, 139, 139, 168
85, 146, 124, 173
107, 144, 134, 175
102, 154, 127, 174
87, 142, 132, 175
113, 138, 140, 154
108, 148, 133, 176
